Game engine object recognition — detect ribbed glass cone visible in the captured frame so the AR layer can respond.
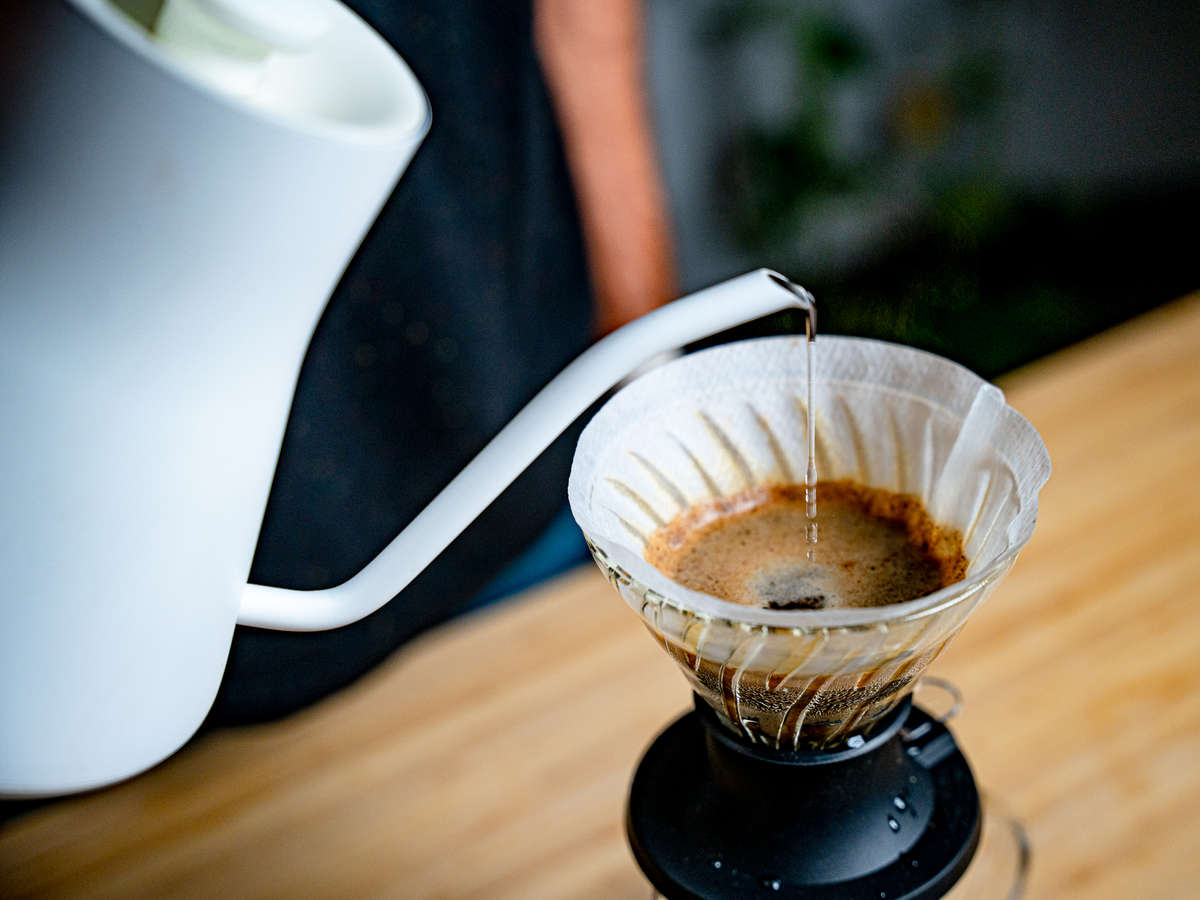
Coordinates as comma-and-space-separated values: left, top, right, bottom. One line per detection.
587, 538, 1011, 750
570, 335, 1050, 751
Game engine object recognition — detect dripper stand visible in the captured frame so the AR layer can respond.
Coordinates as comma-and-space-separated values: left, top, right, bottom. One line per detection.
628, 684, 1025, 899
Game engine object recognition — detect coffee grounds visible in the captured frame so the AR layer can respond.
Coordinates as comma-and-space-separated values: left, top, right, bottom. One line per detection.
644, 480, 967, 610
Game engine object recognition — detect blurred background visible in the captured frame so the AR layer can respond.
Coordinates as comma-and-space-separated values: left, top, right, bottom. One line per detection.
648, 0, 1198, 373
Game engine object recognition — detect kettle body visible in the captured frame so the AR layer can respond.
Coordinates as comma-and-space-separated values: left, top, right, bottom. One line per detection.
0, 0, 429, 795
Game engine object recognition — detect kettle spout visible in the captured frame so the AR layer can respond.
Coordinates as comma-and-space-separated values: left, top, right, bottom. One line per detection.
238, 269, 811, 631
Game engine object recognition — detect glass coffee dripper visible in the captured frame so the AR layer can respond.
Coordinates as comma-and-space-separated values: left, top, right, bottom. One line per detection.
569, 332, 1050, 898
586, 535, 1008, 751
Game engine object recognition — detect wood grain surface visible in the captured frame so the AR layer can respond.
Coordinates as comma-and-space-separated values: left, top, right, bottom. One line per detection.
3, 296, 1199, 899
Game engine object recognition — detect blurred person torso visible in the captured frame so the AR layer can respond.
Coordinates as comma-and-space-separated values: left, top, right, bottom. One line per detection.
208, 0, 594, 724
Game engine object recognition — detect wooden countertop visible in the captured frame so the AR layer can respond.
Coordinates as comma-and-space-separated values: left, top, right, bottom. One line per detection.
4, 296, 1200, 899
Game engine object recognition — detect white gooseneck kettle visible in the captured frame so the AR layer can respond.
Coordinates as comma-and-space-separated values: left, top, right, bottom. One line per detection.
0, 0, 807, 797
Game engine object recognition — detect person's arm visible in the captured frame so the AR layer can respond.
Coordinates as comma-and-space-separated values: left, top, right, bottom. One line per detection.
534, 0, 678, 334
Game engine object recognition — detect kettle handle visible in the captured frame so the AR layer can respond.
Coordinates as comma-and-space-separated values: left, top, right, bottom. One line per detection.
238, 269, 811, 630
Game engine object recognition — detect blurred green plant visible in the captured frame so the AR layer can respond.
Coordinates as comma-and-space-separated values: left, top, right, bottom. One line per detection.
696, 2, 1192, 376
708, 1, 1008, 268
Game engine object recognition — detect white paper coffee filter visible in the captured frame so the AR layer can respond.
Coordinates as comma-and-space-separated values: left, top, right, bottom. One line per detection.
569, 335, 1051, 629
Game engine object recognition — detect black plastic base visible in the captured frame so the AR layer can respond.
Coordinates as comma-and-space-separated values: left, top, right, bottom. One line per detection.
628, 697, 981, 899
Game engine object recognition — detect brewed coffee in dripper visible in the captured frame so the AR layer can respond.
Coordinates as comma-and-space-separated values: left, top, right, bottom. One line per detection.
569, 334, 1050, 751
